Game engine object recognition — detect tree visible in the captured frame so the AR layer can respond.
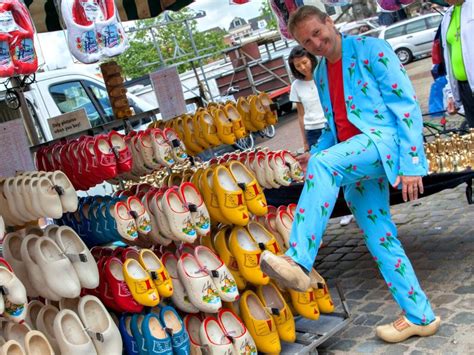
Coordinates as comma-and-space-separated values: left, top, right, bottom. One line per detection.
116, 9, 228, 79
259, 0, 277, 31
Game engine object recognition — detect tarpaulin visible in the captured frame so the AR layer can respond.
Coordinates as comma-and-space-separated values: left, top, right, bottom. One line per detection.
25, 0, 193, 33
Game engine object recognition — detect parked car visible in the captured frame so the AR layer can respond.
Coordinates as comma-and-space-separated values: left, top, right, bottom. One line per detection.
0, 69, 156, 144
339, 17, 380, 35
376, 13, 443, 64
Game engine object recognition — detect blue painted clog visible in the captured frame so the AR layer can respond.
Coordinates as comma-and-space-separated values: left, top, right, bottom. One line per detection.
141, 313, 172, 355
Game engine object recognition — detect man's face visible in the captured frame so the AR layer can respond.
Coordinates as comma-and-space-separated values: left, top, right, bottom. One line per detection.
292, 16, 339, 59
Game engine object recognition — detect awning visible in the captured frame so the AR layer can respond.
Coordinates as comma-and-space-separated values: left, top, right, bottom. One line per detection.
26, 0, 194, 33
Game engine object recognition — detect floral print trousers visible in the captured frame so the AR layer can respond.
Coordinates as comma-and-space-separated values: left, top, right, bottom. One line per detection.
286, 134, 435, 325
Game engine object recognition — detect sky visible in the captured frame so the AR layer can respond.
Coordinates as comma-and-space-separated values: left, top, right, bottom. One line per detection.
36, 0, 267, 71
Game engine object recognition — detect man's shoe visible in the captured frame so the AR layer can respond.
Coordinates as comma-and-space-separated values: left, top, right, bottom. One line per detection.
339, 215, 353, 226
376, 316, 441, 343
260, 251, 310, 292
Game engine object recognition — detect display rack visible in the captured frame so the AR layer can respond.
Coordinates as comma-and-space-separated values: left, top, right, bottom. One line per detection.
281, 281, 351, 354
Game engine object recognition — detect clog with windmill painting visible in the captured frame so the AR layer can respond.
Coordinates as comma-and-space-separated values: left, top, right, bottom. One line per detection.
213, 226, 247, 291
177, 253, 221, 313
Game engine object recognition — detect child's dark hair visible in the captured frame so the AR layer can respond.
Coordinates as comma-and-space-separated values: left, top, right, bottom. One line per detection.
288, 45, 318, 80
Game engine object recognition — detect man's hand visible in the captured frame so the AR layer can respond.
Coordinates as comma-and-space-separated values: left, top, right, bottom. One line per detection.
447, 98, 458, 115
393, 176, 424, 202
296, 152, 310, 174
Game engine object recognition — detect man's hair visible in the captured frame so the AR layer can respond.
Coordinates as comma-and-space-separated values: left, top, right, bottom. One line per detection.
288, 5, 329, 37
288, 45, 318, 80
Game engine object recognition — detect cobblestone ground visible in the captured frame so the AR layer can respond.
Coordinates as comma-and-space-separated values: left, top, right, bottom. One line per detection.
256, 57, 473, 353
316, 184, 474, 354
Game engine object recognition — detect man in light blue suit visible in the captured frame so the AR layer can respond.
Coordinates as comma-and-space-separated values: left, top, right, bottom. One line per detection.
260, 5, 441, 343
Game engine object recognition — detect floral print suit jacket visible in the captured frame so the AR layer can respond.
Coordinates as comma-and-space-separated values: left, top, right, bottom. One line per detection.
311, 35, 428, 185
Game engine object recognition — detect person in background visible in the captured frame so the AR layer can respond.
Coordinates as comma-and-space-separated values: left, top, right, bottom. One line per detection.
260, 5, 440, 343
288, 46, 354, 226
441, 0, 474, 128
288, 46, 325, 153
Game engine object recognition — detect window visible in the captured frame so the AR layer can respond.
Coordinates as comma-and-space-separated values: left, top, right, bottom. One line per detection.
385, 25, 406, 40
49, 81, 102, 126
85, 81, 114, 122
426, 15, 442, 29
405, 19, 427, 34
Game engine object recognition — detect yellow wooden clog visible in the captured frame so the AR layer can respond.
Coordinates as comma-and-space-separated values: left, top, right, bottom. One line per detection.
192, 111, 211, 150
200, 167, 230, 224
229, 226, 269, 285
240, 290, 280, 354
258, 92, 278, 125
237, 96, 258, 132
199, 110, 222, 147
138, 249, 173, 298
182, 114, 205, 154
246, 221, 283, 255
213, 109, 236, 145
224, 103, 246, 139
123, 259, 160, 307
310, 269, 335, 314
256, 282, 296, 343
288, 287, 320, 320
213, 226, 247, 290
200, 232, 216, 252
248, 95, 266, 130
213, 166, 249, 226
227, 161, 267, 216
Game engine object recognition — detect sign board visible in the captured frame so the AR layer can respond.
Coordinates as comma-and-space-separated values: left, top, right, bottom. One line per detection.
47, 109, 90, 139
150, 66, 187, 120
0, 119, 34, 176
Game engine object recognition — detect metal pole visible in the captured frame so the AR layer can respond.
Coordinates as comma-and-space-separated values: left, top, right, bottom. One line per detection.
149, 27, 165, 66
11, 77, 40, 146
183, 19, 214, 101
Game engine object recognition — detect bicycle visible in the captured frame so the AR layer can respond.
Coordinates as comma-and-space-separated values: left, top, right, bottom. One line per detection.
2, 73, 36, 110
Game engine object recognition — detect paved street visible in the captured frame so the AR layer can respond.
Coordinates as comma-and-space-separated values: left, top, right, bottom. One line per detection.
256, 57, 474, 353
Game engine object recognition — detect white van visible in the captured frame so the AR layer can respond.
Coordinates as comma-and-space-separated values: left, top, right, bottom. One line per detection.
0, 69, 156, 144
